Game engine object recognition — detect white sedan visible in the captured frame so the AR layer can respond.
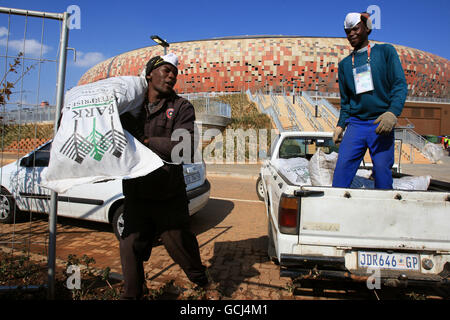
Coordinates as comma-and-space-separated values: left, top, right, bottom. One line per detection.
0, 141, 210, 239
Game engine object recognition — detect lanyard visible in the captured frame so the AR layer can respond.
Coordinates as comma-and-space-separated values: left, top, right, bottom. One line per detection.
352, 43, 371, 68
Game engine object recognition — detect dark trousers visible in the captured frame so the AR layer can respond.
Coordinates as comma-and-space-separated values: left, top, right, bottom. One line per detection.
119, 227, 207, 299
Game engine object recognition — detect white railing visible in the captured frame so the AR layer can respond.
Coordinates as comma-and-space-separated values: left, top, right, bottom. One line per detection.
297, 92, 323, 131
304, 90, 450, 104
319, 97, 340, 119
182, 93, 232, 118
395, 128, 429, 152
283, 94, 303, 131
1, 105, 57, 124
247, 89, 284, 132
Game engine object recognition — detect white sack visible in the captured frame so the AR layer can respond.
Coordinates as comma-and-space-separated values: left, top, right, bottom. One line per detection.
393, 175, 431, 191
41, 76, 164, 193
272, 157, 311, 186
350, 175, 431, 190
355, 169, 372, 179
422, 143, 444, 163
309, 149, 338, 186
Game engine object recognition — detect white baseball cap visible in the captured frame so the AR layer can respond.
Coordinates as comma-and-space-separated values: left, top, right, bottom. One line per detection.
161, 52, 178, 68
141, 52, 179, 78
344, 12, 372, 30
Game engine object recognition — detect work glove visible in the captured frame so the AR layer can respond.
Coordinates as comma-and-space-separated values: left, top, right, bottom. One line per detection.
333, 126, 344, 144
373, 111, 397, 135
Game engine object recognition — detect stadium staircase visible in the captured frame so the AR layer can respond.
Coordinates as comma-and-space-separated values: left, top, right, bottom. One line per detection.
247, 90, 434, 164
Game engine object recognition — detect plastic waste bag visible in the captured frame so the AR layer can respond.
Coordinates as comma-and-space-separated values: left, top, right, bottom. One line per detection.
350, 175, 431, 190
393, 175, 431, 191
309, 149, 338, 186
272, 157, 311, 186
422, 143, 444, 163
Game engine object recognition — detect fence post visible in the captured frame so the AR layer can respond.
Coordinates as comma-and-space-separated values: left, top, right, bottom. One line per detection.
47, 11, 69, 300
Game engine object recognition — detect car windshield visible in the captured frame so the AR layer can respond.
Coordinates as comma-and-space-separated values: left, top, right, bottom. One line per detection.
278, 137, 338, 160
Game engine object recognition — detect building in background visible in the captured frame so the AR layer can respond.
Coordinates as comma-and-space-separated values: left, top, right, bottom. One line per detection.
78, 36, 450, 135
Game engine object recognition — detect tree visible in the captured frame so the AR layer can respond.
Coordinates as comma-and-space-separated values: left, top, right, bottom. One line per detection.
0, 52, 35, 107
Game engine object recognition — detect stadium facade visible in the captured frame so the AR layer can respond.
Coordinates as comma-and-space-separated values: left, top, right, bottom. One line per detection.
78, 36, 450, 135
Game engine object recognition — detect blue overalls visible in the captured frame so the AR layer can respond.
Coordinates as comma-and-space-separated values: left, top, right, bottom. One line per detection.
332, 117, 395, 189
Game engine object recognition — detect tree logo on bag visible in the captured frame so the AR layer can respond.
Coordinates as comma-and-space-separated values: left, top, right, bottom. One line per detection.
60, 117, 127, 164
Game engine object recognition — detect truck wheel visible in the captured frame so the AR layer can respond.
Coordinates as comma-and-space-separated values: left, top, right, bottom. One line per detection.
0, 187, 18, 224
112, 204, 124, 241
256, 176, 265, 201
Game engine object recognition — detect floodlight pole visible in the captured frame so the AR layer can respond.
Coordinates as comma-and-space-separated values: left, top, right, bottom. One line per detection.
150, 35, 169, 55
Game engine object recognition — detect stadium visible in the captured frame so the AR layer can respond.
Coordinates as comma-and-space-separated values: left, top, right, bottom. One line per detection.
78, 36, 450, 136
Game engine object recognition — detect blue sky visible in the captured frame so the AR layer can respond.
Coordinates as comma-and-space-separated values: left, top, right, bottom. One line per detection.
0, 0, 448, 107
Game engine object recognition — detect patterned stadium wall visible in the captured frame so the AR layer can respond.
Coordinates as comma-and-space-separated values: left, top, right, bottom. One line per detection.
78, 36, 450, 99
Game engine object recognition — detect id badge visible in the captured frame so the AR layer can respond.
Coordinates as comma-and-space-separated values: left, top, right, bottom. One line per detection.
353, 63, 374, 94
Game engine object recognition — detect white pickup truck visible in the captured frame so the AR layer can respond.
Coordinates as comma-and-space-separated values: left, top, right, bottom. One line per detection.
258, 131, 450, 289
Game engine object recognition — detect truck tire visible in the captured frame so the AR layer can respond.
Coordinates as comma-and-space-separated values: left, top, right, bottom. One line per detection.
256, 176, 265, 201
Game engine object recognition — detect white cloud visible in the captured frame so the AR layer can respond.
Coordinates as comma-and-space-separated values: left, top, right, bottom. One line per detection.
0, 26, 8, 38
2, 38, 51, 56
0, 27, 51, 57
73, 51, 105, 67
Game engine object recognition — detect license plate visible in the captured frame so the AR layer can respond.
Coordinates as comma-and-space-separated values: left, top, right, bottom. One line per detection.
358, 251, 420, 271
184, 172, 200, 185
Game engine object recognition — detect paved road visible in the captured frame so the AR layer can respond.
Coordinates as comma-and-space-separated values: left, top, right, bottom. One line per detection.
0, 175, 293, 299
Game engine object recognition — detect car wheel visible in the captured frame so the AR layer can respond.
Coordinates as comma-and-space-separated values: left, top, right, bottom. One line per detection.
112, 204, 124, 241
0, 187, 18, 224
256, 176, 265, 201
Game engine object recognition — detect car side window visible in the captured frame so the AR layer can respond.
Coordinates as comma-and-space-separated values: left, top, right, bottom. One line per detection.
22, 142, 52, 167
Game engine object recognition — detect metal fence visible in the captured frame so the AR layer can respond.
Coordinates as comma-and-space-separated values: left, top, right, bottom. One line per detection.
182, 92, 232, 118
303, 90, 450, 104
0, 92, 232, 126
0, 7, 69, 299
0, 105, 56, 124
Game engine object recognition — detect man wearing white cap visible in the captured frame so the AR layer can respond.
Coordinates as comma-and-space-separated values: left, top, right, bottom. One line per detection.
332, 12, 407, 189
119, 53, 215, 299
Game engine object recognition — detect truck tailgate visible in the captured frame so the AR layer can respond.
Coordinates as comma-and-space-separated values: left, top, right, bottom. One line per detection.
296, 187, 450, 252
